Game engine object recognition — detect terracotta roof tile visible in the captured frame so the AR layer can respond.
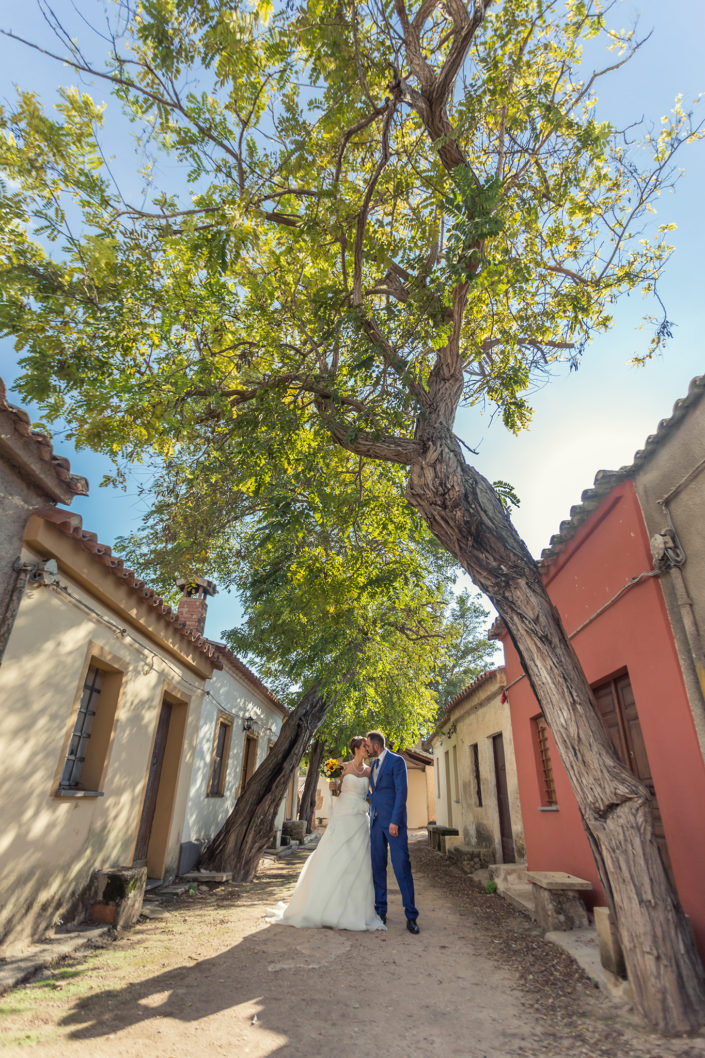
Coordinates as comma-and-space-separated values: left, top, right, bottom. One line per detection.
428, 667, 506, 742
37, 508, 222, 668
490, 374, 705, 641
211, 643, 288, 716
538, 374, 705, 570
0, 378, 89, 499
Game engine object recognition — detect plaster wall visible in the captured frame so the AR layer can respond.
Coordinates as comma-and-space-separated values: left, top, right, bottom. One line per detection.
502, 481, 705, 955
0, 547, 208, 952
181, 662, 285, 849
632, 387, 705, 759
406, 768, 428, 829
425, 764, 436, 824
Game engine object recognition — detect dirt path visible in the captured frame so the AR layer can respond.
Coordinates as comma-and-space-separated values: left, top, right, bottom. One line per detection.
2, 837, 705, 1058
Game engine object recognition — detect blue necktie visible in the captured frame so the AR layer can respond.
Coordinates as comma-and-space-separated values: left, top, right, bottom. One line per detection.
371, 758, 379, 788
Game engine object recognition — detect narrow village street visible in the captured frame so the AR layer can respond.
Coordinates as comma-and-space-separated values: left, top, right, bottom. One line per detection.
2, 837, 705, 1058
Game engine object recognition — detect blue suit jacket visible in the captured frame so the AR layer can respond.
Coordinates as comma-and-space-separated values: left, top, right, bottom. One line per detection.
369, 750, 408, 829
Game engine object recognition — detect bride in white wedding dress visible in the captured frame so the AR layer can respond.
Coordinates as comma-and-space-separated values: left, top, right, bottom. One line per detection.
268, 736, 385, 931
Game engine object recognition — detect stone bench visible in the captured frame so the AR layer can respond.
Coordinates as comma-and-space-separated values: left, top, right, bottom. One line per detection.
426, 824, 459, 851
528, 871, 592, 931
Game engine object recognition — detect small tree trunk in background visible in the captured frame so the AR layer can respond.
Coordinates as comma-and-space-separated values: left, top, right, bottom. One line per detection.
298, 738, 325, 833
405, 420, 705, 1035
199, 685, 330, 881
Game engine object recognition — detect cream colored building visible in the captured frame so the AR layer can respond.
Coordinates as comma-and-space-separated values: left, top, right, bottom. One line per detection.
0, 509, 220, 952
402, 748, 435, 829
428, 668, 525, 865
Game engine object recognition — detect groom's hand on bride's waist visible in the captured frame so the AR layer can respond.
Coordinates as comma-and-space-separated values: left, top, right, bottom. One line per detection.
389, 824, 399, 837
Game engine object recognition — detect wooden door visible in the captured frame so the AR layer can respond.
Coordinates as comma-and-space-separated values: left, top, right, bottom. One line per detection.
593, 674, 672, 879
492, 733, 515, 863
239, 733, 259, 796
444, 748, 453, 827
134, 701, 172, 865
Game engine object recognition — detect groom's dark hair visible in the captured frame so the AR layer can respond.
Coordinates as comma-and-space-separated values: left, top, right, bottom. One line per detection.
366, 730, 385, 750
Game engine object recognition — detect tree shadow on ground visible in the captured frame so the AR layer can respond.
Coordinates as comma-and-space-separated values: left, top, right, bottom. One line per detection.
59, 902, 373, 1054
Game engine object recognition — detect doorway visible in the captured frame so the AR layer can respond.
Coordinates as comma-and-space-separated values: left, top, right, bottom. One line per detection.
492, 733, 515, 863
592, 672, 673, 881
133, 694, 188, 877
444, 748, 453, 827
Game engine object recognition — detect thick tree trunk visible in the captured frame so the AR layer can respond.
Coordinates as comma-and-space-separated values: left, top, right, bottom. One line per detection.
199, 684, 330, 881
298, 738, 325, 833
406, 420, 705, 1035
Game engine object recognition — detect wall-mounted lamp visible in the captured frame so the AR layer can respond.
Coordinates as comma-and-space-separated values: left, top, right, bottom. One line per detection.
243, 716, 255, 732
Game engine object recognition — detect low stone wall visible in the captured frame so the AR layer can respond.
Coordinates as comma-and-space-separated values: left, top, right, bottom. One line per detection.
282, 819, 307, 844
448, 845, 494, 874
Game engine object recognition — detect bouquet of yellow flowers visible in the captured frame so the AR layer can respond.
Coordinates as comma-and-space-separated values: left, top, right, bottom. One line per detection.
322, 757, 343, 796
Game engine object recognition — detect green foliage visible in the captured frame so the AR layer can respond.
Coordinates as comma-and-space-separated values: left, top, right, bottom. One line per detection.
117, 420, 467, 747
492, 480, 521, 512
0, 0, 698, 462
430, 590, 497, 720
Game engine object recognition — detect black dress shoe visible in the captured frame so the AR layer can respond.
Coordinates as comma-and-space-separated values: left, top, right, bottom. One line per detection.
379, 914, 387, 924
406, 919, 420, 934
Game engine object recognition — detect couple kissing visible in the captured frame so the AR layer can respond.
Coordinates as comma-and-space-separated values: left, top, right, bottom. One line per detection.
268, 730, 419, 934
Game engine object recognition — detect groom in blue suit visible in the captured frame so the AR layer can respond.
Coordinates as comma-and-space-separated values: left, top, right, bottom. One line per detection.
366, 730, 419, 934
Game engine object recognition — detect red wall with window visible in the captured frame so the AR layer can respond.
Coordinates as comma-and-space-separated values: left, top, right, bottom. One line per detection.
500, 479, 705, 955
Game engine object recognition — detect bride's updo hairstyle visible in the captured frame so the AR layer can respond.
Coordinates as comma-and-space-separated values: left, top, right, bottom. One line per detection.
349, 735, 366, 754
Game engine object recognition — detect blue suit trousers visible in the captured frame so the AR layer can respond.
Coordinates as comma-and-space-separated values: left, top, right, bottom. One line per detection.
370, 819, 418, 921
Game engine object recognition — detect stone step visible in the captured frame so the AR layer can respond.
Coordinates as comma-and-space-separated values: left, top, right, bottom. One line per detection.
489, 862, 529, 889
155, 884, 188, 898
500, 885, 535, 918
180, 871, 232, 883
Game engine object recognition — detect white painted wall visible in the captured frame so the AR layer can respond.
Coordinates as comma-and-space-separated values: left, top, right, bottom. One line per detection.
181, 659, 286, 854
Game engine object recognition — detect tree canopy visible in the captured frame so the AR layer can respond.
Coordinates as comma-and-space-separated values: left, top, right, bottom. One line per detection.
117, 419, 494, 749
1, 0, 698, 463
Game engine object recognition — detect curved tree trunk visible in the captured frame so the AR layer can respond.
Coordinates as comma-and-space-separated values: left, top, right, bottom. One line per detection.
199, 685, 330, 881
406, 420, 705, 1035
298, 738, 325, 833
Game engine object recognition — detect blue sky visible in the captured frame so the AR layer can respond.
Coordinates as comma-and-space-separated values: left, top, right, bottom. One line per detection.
1, 0, 703, 640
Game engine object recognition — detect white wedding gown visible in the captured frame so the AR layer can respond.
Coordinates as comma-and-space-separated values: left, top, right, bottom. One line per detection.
268, 774, 386, 931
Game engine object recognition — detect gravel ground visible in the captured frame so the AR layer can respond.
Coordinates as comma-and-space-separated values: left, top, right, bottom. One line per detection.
412, 843, 705, 1058
1, 836, 704, 1058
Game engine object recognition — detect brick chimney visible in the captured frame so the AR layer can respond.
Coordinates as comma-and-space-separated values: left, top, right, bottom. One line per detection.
175, 576, 218, 637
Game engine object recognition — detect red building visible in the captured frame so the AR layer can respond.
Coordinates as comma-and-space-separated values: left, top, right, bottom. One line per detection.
497, 383, 705, 958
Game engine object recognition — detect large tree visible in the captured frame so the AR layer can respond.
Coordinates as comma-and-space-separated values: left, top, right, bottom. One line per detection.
2, 0, 705, 1031
119, 431, 463, 876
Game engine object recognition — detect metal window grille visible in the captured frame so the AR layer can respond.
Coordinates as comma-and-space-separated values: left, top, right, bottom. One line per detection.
60, 666, 103, 788
534, 715, 557, 806
209, 720, 229, 795
471, 742, 483, 807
